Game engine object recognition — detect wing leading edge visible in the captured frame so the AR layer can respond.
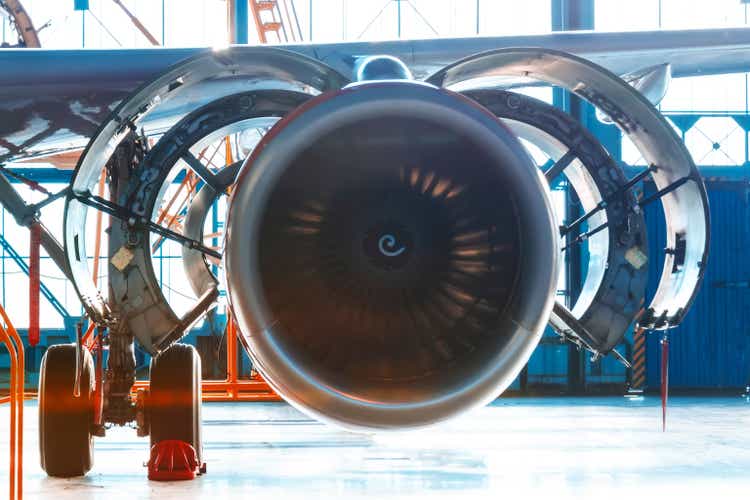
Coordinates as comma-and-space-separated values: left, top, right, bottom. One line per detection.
2, 27, 750, 162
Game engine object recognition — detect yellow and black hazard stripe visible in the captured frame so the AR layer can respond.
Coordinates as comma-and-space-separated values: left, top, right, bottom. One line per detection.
630, 326, 647, 390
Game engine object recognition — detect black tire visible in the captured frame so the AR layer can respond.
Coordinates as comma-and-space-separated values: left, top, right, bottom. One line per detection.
39, 343, 95, 477
149, 343, 202, 464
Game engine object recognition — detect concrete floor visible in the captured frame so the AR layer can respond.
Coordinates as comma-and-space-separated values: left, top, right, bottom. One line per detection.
1, 396, 749, 499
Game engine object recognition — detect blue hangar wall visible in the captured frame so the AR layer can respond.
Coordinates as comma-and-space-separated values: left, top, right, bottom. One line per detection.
644, 180, 750, 390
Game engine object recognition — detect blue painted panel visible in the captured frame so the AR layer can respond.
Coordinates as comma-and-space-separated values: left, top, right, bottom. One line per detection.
645, 182, 750, 389
586, 351, 627, 386
525, 327, 568, 387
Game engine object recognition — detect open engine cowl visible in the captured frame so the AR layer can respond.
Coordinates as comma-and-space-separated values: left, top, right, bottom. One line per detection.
224, 81, 559, 430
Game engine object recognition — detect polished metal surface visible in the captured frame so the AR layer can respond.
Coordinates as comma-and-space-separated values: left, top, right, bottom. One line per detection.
353, 55, 413, 81
32, 42, 707, 431
427, 47, 708, 332
180, 165, 238, 298
622, 63, 672, 106
145, 114, 277, 299
461, 89, 647, 353
63, 47, 345, 334
597, 63, 671, 124
225, 81, 558, 430
112, 90, 304, 352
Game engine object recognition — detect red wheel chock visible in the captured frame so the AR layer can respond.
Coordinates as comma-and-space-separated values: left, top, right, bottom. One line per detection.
147, 440, 206, 481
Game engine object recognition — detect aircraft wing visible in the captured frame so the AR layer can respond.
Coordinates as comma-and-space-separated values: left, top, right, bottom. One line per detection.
3, 27, 750, 163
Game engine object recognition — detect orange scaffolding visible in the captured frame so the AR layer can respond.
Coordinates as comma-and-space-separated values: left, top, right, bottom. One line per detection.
79, 136, 281, 404
133, 317, 280, 402
0, 304, 24, 500
249, 0, 303, 43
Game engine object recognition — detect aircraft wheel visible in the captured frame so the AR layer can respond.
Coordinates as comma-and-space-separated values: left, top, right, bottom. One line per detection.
149, 343, 202, 464
39, 343, 95, 477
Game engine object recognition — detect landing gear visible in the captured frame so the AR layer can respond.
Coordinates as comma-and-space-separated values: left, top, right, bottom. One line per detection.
39, 344, 95, 477
38, 338, 205, 480
147, 343, 204, 480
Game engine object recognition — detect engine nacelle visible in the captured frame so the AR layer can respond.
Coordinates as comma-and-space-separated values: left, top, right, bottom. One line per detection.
224, 81, 559, 430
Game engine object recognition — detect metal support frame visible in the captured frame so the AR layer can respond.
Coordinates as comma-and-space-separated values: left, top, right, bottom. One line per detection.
109, 0, 160, 46
0, 233, 70, 320
553, 0, 595, 394
71, 191, 222, 260
462, 88, 647, 362
229, 0, 250, 44
429, 45, 708, 391
68, 84, 326, 412
0, 171, 69, 279
247, 0, 303, 43
132, 317, 279, 402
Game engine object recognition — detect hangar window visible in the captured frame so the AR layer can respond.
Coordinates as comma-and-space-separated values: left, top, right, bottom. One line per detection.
596, 0, 661, 31
0, 177, 219, 329
661, 74, 749, 115
307, 0, 551, 42
599, 0, 750, 167
684, 117, 746, 166
0, 183, 83, 329
659, 0, 749, 30
623, 116, 749, 168
597, 0, 749, 31
9, 0, 553, 48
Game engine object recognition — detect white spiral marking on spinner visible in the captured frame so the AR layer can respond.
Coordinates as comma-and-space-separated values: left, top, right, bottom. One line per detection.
378, 234, 406, 257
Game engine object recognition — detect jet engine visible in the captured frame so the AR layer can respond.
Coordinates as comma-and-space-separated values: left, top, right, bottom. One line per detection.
224, 81, 559, 429
58, 47, 708, 437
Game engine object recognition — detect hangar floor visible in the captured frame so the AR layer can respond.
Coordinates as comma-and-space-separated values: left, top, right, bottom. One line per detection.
1, 396, 749, 499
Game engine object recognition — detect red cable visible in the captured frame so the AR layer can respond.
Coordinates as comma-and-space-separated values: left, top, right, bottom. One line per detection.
93, 330, 104, 427
28, 222, 41, 347
661, 334, 669, 432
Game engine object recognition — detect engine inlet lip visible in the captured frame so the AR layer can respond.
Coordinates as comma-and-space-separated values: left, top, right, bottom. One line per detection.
225, 80, 558, 430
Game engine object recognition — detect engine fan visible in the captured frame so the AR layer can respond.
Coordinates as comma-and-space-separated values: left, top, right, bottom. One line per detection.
225, 81, 558, 429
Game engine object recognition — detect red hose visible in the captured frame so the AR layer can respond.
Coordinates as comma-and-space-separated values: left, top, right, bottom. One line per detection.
661, 334, 669, 432
28, 222, 41, 347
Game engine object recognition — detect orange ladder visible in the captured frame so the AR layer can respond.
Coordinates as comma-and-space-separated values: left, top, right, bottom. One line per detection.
250, 0, 303, 43
0, 304, 24, 499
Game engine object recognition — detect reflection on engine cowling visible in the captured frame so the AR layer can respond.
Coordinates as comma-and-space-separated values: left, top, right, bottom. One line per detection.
225, 81, 559, 430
